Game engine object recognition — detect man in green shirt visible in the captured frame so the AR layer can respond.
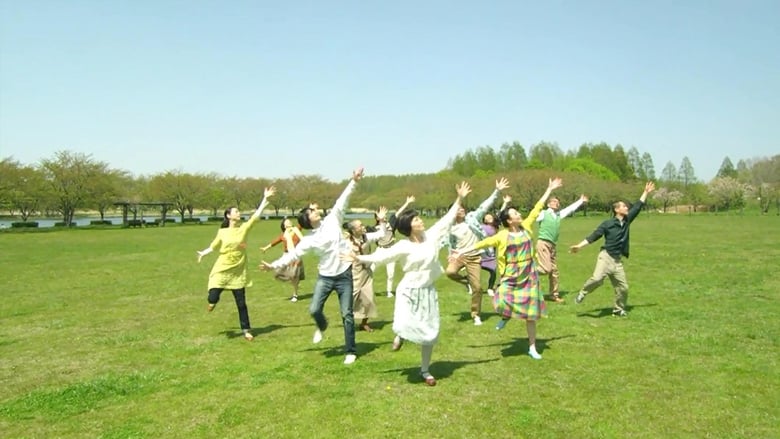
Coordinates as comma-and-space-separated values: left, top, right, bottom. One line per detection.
569, 182, 655, 317
535, 194, 588, 302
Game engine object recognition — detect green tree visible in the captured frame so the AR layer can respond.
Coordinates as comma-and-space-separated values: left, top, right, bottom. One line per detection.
678, 156, 696, 189
660, 161, 678, 185
498, 142, 528, 171
716, 157, 737, 179
40, 151, 105, 225
627, 147, 646, 179
529, 141, 562, 167
641, 153, 656, 180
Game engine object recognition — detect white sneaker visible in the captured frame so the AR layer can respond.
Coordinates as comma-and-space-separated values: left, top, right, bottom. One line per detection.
528, 347, 542, 360
312, 329, 323, 344
486, 288, 495, 297
290, 296, 298, 302
387, 291, 394, 298
473, 316, 483, 326
343, 354, 357, 365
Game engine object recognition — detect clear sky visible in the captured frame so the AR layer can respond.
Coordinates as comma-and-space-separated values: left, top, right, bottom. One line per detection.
1, 0, 778, 182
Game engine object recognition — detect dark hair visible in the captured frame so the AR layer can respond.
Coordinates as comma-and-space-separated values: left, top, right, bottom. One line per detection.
498, 206, 519, 228
297, 207, 313, 230
395, 209, 419, 236
612, 201, 627, 216
483, 211, 500, 228
279, 217, 291, 232
221, 207, 237, 228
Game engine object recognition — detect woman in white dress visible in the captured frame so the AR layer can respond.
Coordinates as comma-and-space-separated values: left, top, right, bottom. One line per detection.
342, 181, 471, 386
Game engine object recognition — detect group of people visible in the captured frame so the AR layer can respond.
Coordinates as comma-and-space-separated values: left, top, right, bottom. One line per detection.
195, 167, 656, 385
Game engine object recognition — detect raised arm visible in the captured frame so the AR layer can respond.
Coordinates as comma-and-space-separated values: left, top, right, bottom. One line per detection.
327, 167, 364, 223
522, 177, 562, 230
627, 181, 655, 223
364, 206, 389, 243
429, 181, 472, 242
470, 177, 509, 221
559, 194, 588, 219
250, 186, 276, 220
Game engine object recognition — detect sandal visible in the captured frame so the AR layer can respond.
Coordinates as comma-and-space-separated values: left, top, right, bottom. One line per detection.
420, 372, 436, 386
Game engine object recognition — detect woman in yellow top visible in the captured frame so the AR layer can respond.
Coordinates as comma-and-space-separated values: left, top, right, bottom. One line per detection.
197, 186, 275, 341
453, 178, 562, 360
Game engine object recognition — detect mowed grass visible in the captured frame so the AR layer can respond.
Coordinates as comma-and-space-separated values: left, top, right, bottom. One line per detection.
0, 214, 778, 438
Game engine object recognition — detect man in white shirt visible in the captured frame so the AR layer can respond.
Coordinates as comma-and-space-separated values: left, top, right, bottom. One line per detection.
261, 167, 364, 365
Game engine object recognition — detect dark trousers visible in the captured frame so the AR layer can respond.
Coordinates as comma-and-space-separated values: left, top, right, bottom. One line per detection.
208, 288, 251, 330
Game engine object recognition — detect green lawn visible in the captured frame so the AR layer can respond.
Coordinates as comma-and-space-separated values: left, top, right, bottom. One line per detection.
0, 214, 778, 438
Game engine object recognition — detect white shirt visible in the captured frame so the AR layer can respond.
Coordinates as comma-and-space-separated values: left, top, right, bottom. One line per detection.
269, 180, 357, 276
356, 202, 460, 288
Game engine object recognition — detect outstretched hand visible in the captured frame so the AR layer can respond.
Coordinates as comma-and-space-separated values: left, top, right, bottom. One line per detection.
644, 181, 656, 194
548, 177, 563, 190
263, 186, 277, 198
580, 194, 589, 203
258, 261, 274, 271
495, 177, 510, 191
196, 252, 204, 263
406, 195, 415, 204
569, 245, 581, 254
375, 206, 388, 222
339, 252, 358, 263
353, 167, 365, 181
456, 181, 472, 198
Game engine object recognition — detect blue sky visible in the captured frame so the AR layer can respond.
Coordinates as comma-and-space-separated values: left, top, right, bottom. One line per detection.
1, 0, 778, 182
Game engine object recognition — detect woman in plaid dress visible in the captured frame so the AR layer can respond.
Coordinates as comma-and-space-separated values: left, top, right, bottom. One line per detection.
453, 177, 562, 359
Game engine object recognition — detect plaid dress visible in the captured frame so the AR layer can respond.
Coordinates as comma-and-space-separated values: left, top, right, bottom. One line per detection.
493, 230, 546, 321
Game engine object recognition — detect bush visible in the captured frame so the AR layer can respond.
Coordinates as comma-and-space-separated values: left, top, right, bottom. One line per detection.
11, 222, 39, 228
54, 222, 76, 227
181, 218, 202, 224
207, 216, 223, 222
90, 220, 112, 226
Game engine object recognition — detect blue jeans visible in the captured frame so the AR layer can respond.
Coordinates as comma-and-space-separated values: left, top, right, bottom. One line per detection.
309, 268, 356, 355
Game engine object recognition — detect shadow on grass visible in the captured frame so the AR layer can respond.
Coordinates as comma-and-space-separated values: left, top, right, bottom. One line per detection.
471, 334, 576, 357
312, 341, 389, 358
383, 358, 500, 384
219, 323, 291, 339
576, 303, 658, 318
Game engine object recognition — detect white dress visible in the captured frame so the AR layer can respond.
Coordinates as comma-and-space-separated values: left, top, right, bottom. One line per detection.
356, 203, 459, 345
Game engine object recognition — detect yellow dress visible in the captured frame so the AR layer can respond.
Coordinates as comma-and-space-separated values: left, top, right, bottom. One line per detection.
207, 216, 258, 290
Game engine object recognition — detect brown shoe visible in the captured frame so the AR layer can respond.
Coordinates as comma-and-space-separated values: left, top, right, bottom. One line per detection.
360, 319, 374, 332
552, 295, 565, 303
207, 303, 216, 312
421, 372, 436, 386
243, 330, 254, 341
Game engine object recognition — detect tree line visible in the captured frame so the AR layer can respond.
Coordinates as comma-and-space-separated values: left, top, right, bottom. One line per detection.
1, 146, 778, 225
447, 141, 778, 214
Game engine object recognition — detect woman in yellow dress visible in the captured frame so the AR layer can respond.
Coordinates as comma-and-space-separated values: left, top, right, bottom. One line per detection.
197, 186, 275, 341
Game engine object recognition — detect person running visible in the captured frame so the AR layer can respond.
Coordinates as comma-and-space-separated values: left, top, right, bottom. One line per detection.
453, 177, 562, 360
570, 182, 655, 317
197, 186, 276, 341
445, 177, 510, 326
260, 217, 305, 302
343, 206, 389, 332
535, 194, 588, 302
260, 167, 364, 365
343, 181, 472, 386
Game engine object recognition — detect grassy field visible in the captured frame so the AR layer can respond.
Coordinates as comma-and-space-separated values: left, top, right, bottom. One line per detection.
0, 214, 778, 438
